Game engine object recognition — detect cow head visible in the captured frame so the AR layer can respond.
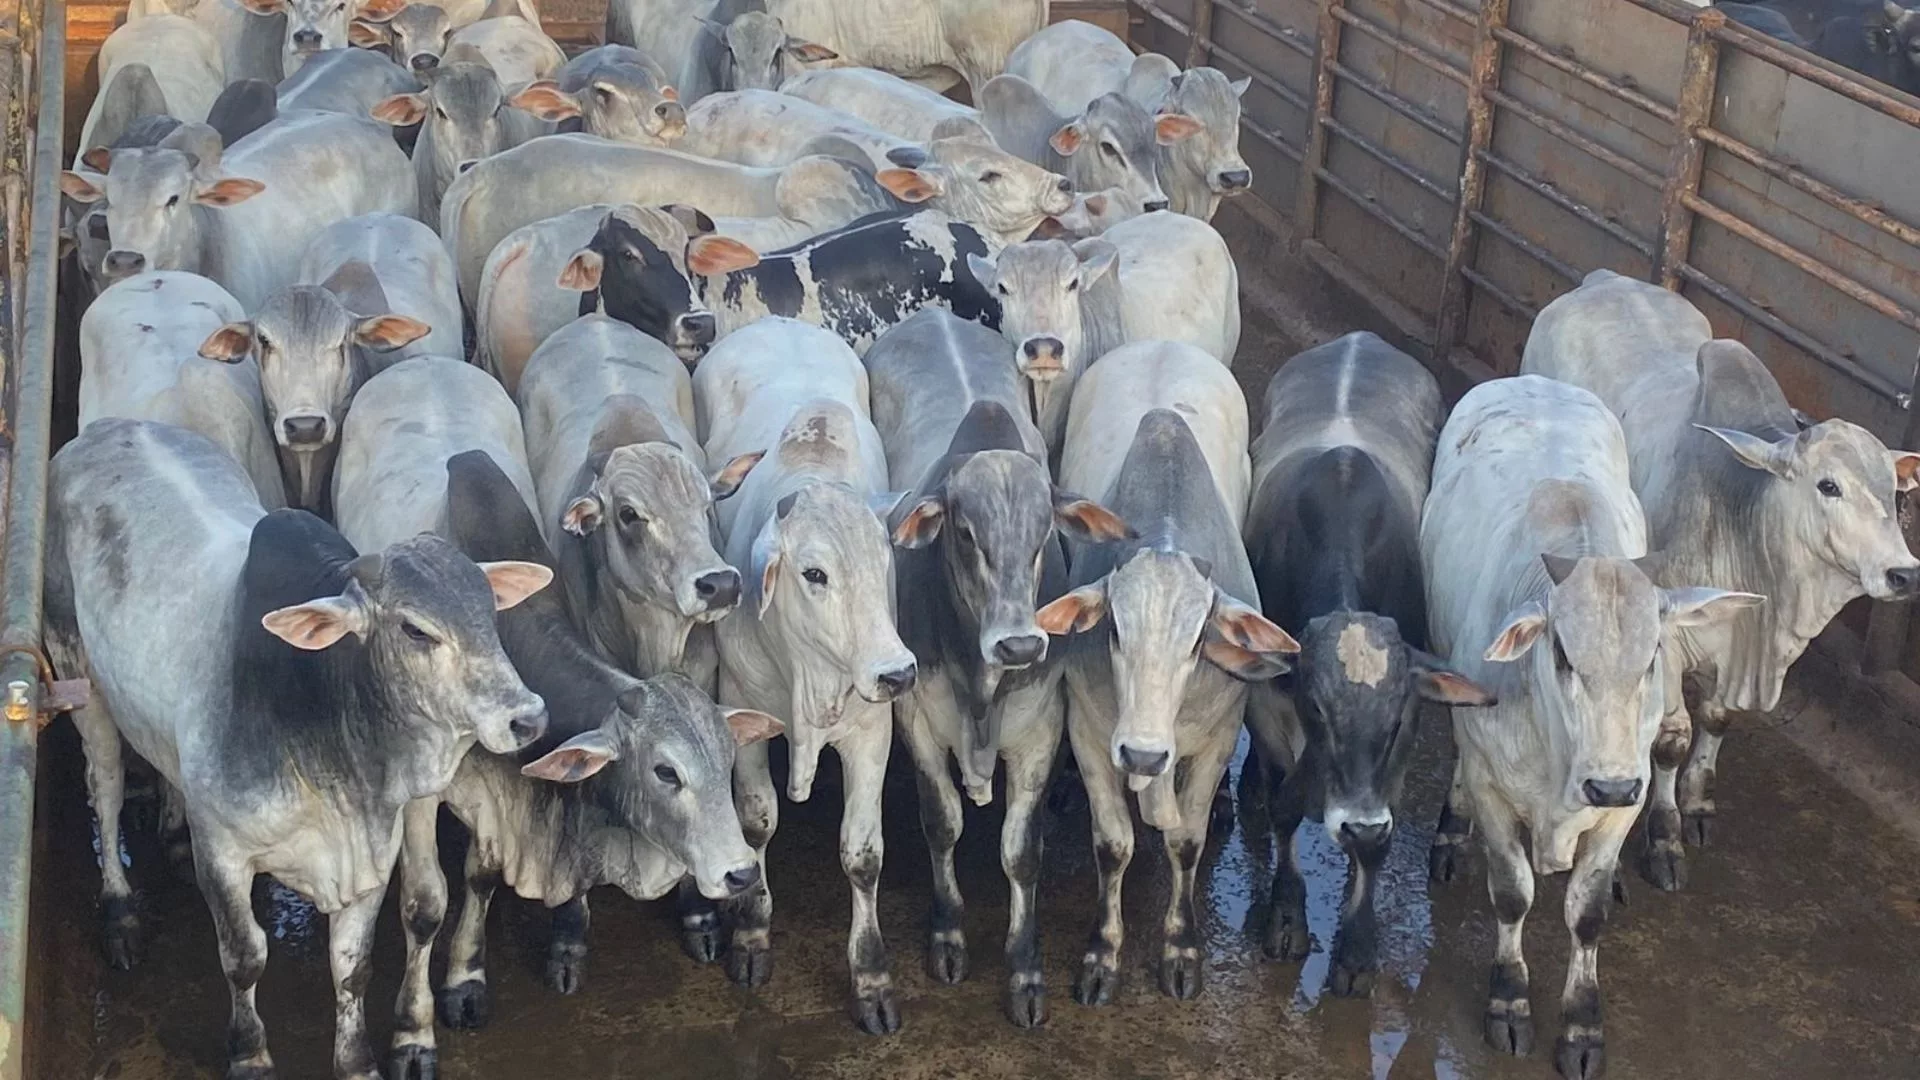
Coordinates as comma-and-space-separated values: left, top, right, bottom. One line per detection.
373, 55, 512, 197
58, 124, 262, 283
521, 673, 779, 901
1291, 612, 1493, 854
558, 205, 759, 366
1032, 188, 1146, 240
351, 2, 451, 72
966, 238, 1117, 425
512, 67, 686, 147
1050, 92, 1186, 212
262, 534, 551, 754
694, 11, 836, 92
1869, 2, 1920, 79
240, 0, 407, 76
875, 123, 1075, 247
1482, 544, 1761, 814
1156, 68, 1252, 213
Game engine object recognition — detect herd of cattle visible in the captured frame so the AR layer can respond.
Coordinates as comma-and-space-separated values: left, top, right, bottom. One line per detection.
1715, 0, 1920, 94
41, 0, 1920, 1078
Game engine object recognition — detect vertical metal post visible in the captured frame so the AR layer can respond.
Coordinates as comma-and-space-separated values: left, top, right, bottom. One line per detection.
1185, 0, 1216, 68
1291, 0, 1345, 251
1432, 0, 1509, 366
1653, 8, 1724, 290
0, 0, 62, 1074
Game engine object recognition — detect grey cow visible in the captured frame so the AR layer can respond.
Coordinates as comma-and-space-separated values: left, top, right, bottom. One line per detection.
866, 309, 1133, 1027
1520, 269, 1920, 892
979, 73, 1198, 212
678, 0, 838, 103
511, 44, 689, 147
369, 49, 545, 227
47, 418, 549, 1080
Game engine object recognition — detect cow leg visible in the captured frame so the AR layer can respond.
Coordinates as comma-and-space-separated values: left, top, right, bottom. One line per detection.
1209, 770, 1234, 839
73, 700, 140, 969
1678, 699, 1732, 848
999, 713, 1059, 1028
1555, 820, 1630, 1080
898, 703, 968, 986
725, 735, 779, 989
1069, 710, 1133, 1006
196, 851, 273, 1079
390, 799, 445, 1080
1330, 827, 1389, 998
1261, 765, 1311, 964
1160, 735, 1234, 1001
328, 885, 386, 1080
547, 896, 591, 994
675, 880, 723, 964
162, 778, 195, 880
1641, 657, 1691, 891
439, 843, 501, 1031
838, 722, 899, 1035
1479, 804, 1535, 1058
1243, 682, 1301, 819
1430, 757, 1474, 884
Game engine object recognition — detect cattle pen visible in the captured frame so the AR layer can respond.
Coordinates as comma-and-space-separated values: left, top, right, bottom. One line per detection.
9, 0, 1920, 1077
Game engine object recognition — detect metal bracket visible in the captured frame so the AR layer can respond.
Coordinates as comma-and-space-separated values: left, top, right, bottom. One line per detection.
0, 643, 89, 727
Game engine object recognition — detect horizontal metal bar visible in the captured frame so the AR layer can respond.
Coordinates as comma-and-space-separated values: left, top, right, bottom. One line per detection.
1323, 113, 1458, 203
1676, 262, 1908, 402
1694, 126, 1920, 251
1487, 87, 1665, 189
1332, 60, 1467, 144
1132, 0, 1313, 64
1131, 0, 1312, 113
1683, 191, 1920, 336
1417, 0, 1479, 24
1207, 0, 1315, 60
1711, 17, 1920, 129
1491, 25, 1677, 122
1477, 148, 1656, 257
1314, 165, 1450, 261
1469, 208, 1584, 283
1244, 112, 1308, 163
1331, 5, 1470, 86
1461, 264, 1540, 321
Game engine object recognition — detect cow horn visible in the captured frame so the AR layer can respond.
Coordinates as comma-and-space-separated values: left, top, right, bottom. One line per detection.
159, 121, 225, 177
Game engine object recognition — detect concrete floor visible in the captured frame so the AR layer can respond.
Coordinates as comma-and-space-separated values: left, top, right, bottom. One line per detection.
27, 212, 1920, 1079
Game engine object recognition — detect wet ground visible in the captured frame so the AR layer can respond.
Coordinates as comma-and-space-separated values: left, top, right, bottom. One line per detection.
28, 211, 1920, 1079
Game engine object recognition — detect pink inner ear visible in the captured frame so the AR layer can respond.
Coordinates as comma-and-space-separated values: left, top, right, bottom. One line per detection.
876, 168, 938, 203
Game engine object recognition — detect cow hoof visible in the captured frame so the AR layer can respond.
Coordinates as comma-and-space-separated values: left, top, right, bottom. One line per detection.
1429, 841, 1464, 884
1074, 954, 1119, 1006
437, 980, 491, 1031
1682, 810, 1712, 848
546, 949, 587, 995
1639, 842, 1688, 893
927, 931, 969, 985
101, 897, 142, 970
852, 985, 902, 1036
1555, 1033, 1606, 1079
725, 942, 773, 988
1484, 1005, 1535, 1056
389, 1045, 437, 1080
679, 915, 723, 965
1005, 971, 1048, 1028
1261, 911, 1310, 963
1328, 959, 1376, 998
1159, 946, 1203, 1000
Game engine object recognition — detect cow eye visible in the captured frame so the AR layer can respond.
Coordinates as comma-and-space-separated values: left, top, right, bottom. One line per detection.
1551, 635, 1571, 673
653, 763, 681, 787
401, 620, 437, 645
618, 504, 643, 528
995, 282, 1009, 296
434, 105, 449, 121
1817, 478, 1842, 498
1065, 277, 1079, 293
1099, 142, 1120, 159
165, 194, 180, 209
256, 332, 271, 350
978, 170, 1002, 184
621, 247, 642, 263
88, 216, 110, 240
802, 567, 828, 586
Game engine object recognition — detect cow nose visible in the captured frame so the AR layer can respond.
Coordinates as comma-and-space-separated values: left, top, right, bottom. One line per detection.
1022, 337, 1062, 362
1888, 566, 1920, 598
1339, 820, 1392, 851
1054, 177, 1072, 193
875, 663, 917, 700
103, 250, 145, 277
282, 416, 329, 447
410, 53, 439, 71
656, 102, 682, 121
1143, 198, 1170, 212
508, 707, 546, 748
722, 864, 761, 896
291, 28, 322, 49
1117, 745, 1170, 777
992, 634, 1046, 667
1581, 777, 1642, 808
694, 568, 741, 610
1219, 168, 1252, 190
677, 311, 716, 344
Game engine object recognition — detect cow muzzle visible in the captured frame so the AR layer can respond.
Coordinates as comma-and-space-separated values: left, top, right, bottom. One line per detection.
1886, 564, 1920, 599
1216, 167, 1253, 193
987, 632, 1047, 669
410, 52, 440, 71
1114, 740, 1172, 779
674, 311, 716, 347
690, 567, 742, 618
290, 28, 324, 52
279, 413, 333, 449
1580, 776, 1642, 808
1019, 337, 1067, 381
1043, 178, 1075, 215
102, 249, 146, 280
861, 659, 918, 703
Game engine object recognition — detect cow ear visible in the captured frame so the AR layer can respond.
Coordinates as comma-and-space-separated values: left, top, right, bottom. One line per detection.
891, 496, 945, 549
783, 37, 838, 62
348, 19, 390, 46
1230, 75, 1252, 97
749, 512, 782, 616
1891, 451, 1920, 493
709, 449, 763, 499
1207, 592, 1300, 655
508, 81, 581, 120
1484, 601, 1546, 662
1660, 587, 1765, 630
1072, 237, 1119, 284
687, 234, 760, 276
193, 177, 265, 207
661, 203, 715, 235
1202, 639, 1291, 681
198, 322, 254, 362
80, 146, 113, 173
357, 0, 409, 20
59, 171, 105, 203
1411, 653, 1498, 706
476, 560, 553, 610
354, 313, 431, 350
371, 92, 430, 127
561, 493, 604, 536
1048, 121, 1085, 156
724, 707, 785, 746
558, 248, 604, 291
964, 252, 997, 291
262, 586, 370, 649
1154, 112, 1203, 144
876, 167, 940, 203
1037, 581, 1108, 634
521, 728, 621, 783
660, 84, 679, 102
1052, 491, 1134, 543
1694, 424, 1794, 478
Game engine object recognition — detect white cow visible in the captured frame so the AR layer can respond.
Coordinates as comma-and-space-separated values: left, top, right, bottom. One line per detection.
1520, 269, 1920, 891
1003, 19, 1178, 115
762, 0, 1047, 95
678, 89, 916, 171
443, 14, 566, 87
780, 66, 978, 141
1422, 374, 1759, 1078
297, 212, 463, 363
77, 15, 226, 161
78, 271, 286, 508
693, 316, 915, 1034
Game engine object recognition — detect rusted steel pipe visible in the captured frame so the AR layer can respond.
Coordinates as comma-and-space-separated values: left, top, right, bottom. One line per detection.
1433, 0, 1510, 360
1469, 208, 1583, 283
1, 0, 63, 1075
1325, 113, 1459, 203
1712, 16, 1920, 128
1486, 86, 1664, 189
1293, 0, 1347, 251
1491, 24, 1677, 122
1477, 148, 1656, 258
1420, 0, 1478, 24
1463, 264, 1539, 321
1329, 5, 1469, 86
1314, 165, 1450, 260
1654, 10, 1724, 290
1243, 114, 1308, 163
1132, 0, 1313, 62
1131, 0, 1311, 113
1694, 126, 1920, 251
1333, 60, 1465, 142
1675, 262, 1908, 401
1186, 0, 1216, 69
